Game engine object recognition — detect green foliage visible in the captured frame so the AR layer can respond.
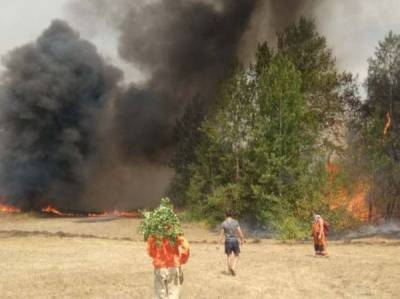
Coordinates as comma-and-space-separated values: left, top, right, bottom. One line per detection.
247, 54, 325, 222
324, 208, 362, 234
169, 18, 360, 236
168, 98, 207, 206
139, 198, 182, 244
277, 17, 358, 154
186, 53, 327, 229
273, 216, 310, 241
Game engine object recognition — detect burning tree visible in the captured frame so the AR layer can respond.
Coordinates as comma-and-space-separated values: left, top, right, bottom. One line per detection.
347, 31, 400, 220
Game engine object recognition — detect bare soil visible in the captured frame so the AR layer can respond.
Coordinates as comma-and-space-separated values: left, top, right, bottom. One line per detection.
0, 214, 399, 298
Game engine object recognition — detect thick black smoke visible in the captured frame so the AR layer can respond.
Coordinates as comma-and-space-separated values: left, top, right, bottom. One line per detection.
0, 20, 121, 209
68, 0, 314, 160
113, 0, 259, 160
0, 0, 316, 209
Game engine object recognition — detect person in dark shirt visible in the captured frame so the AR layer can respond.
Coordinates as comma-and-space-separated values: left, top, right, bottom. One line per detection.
217, 210, 245, 276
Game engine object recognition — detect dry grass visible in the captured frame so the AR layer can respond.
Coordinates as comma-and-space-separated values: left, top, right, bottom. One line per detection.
0, 214, 399, 298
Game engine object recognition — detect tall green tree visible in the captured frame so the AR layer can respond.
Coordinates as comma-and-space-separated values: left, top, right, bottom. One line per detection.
277, 18, 358, 155
187, 55, 326, 229
186, 65, 256, 220
168, 97, 207, 205
246, 54, 325, 224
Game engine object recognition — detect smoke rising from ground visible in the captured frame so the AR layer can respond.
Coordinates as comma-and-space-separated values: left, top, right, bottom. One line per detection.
0, 0, 316, 209
0, 20, 121, 209
345, 222, 400, 239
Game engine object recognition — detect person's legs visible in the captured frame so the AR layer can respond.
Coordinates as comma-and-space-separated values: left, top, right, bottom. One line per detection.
154, 268, 168, 299
230, 240, 240, 274
226, 254, 236, 275
225, 240, 234, 272
320, 239, 328, 256
227, 254, 234, 271
314, 243, 323, 256
166, 268, 181, 299
231, 254, 239, 272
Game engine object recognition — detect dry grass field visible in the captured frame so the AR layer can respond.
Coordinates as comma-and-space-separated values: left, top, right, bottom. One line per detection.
0, 214, 399, 299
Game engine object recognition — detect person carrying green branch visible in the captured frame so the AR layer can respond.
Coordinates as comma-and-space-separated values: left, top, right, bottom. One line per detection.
140, 198, 190, 299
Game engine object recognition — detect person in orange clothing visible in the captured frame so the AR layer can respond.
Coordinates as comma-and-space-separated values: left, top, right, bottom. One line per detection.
147, 234, 190, 299
311, 214, 328, 256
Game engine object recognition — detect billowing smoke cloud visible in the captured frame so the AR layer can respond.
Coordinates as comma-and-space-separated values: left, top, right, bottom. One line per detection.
113, 0, 259, 159
0, 0, 317, 210
240, 0, 315, 61
0, 20, 121, 209
68, 0, 315, 159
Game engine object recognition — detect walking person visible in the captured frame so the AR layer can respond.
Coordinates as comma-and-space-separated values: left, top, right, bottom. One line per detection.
311, 214, 328, 257
147, 235, 190, 298
140, 198, 190, 299
217, 210, 245, 276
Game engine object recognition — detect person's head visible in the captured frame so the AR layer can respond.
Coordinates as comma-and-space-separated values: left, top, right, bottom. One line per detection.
225, 209, 234, 218
314, 214, 321, 221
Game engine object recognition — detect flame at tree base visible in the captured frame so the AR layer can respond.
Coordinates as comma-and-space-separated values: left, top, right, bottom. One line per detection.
0, 203, 21, 213
326, 162, 379, 222
329, 184, 372, 222
0, 202, 139, 218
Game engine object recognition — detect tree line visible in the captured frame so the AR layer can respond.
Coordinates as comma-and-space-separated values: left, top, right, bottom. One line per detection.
168, 18, 400, 237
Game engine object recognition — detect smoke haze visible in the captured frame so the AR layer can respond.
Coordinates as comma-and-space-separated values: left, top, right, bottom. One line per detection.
0, 0, 318, 210
0, 20, 121, 209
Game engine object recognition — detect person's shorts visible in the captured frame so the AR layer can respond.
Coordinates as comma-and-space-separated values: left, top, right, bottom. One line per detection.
225, 239, 240, 256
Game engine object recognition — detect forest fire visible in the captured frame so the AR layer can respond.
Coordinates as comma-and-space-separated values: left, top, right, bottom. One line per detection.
0, 203, 21, 213
327, 162, 371, 221
41, 206, 75, 217
0, 203, 139, 218
383, 112, 392, 136
329, 186, 371, 221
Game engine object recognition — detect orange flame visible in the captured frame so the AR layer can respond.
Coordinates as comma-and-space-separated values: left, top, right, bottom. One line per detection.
383, 112, 391, 136
327, 162, 372, 221
41, 205, 74, 216
0, 203, 21, 213
329, 186, 371, 221
0, 200, 139, 218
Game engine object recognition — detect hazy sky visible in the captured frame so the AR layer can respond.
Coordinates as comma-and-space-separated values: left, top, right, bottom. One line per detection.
1, 0, 400, 95
0, 1, 67, 59
0, 0, 142, 82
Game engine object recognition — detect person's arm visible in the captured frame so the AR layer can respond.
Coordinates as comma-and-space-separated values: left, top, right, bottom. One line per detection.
178, 236, 190, 264
237, 226, 245, 245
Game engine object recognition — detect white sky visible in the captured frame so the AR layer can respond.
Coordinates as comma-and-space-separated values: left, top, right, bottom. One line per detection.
1, 0, 400, 95
0, 0, 68, 61
0, 0, 142, 82
315, 0, 400, 87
